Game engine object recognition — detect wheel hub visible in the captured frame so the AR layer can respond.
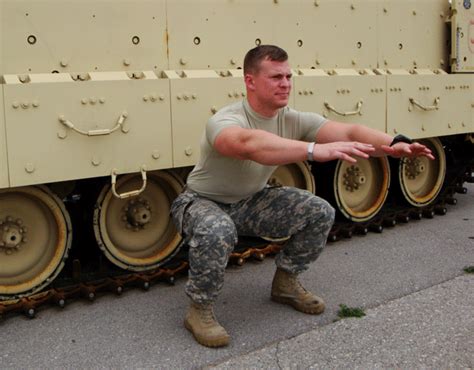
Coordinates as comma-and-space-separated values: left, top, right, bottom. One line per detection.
404, 158, 426, 179
122, 197, 152, 230
0, 217, 27, 254
343, 165, 366, 192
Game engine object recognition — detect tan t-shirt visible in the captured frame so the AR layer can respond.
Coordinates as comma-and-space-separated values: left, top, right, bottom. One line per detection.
186, 99, 327, 203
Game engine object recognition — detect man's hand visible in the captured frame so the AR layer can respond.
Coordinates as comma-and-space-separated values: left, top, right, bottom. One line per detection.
313, 142, 376, 163
381, 142, 435, 160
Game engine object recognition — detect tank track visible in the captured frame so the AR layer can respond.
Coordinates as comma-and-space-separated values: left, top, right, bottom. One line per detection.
1, 144, 472, 320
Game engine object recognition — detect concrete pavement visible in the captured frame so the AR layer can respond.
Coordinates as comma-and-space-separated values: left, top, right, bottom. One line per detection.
210, 274, 474, 369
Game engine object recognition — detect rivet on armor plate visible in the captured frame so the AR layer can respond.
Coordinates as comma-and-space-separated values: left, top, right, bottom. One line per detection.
123, 59, 131, 66
60, 60, 68, 67
152, 150, 160, 159
351, 4, 355, 10
211, 106, 217, 114
32, 100, 40, 108
448, 123, 452, 129
314, 0, 319, 6
12, 102, 20, 109
143, 95, 149, 102
21, 102, 30, 109
25, 163, 35, 173
192, 94, 197, 100
81, 98, 88, 105
150, 94, 157, 102
412, 10, 417, 16
57, 130, 67, 140
99, 98, 106, 104
159, 95, 165, 101
230, 59, 236, 65
185, 147, 193, 156
90, 97, 97, 104
180, 58, 187, 65
92, 157, 101, 166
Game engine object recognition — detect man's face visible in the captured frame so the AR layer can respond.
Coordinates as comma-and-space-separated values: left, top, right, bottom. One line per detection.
245, 59, 292, 113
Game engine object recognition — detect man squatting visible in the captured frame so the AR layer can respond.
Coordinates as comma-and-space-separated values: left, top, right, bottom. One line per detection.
171, 45, 434, 348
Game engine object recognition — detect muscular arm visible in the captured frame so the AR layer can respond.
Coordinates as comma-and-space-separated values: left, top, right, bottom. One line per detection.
214, 126, 374, 165
316, 121, 434, 159
316, 121, 392, 156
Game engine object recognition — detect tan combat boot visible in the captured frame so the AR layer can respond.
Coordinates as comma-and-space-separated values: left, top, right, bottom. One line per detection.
184, 301, 230, 348
271, 268, 325, 315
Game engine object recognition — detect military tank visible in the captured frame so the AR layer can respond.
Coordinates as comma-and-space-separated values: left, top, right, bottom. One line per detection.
0, 0, 472, 312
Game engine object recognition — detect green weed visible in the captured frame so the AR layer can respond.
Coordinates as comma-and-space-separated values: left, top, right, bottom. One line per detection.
337, 304, 366, 318
463, 266, 474, 274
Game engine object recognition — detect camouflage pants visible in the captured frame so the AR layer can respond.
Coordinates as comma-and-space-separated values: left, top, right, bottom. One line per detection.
170, 186, 335, 304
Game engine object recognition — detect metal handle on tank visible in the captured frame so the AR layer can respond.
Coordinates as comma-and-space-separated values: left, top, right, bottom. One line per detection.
409, 97, 440, 111
58, 111, 129, 136
111, 166, 147, 199
324, 100, 363, 116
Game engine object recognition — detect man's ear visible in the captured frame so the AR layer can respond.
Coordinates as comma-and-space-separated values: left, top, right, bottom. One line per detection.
244, 74, 256, 91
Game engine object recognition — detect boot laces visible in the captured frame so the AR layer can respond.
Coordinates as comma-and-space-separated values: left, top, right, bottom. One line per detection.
289, 275, 309, 295
199, 306, 216, 325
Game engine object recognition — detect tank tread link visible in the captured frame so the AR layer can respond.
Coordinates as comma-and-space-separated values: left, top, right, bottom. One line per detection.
1, 0, 474, 306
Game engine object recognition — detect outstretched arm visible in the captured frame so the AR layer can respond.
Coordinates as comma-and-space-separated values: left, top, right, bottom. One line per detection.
316, 121, 434, 160
213, 126, 375, 165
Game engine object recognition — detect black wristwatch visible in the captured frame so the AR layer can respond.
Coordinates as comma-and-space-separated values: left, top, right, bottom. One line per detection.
390, 134, 413, 147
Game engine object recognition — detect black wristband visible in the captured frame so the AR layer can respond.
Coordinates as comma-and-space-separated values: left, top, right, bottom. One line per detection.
390, 134, 413, 147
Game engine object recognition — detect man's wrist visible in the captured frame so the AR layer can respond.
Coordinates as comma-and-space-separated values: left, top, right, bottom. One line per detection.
307, 142, 315, 161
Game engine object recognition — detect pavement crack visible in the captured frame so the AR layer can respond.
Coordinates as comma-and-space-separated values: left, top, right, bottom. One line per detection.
275, 341, 283, 370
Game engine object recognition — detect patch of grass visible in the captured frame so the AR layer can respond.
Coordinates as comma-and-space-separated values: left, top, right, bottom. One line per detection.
337, 304, 366, 319
463, 266, 474, 274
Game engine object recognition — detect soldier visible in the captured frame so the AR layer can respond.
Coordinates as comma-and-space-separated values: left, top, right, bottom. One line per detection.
171, 45, 433, 348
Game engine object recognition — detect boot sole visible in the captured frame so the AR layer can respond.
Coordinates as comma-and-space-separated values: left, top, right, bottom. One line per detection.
271, 295, 325, 315
184, 318, 230, 348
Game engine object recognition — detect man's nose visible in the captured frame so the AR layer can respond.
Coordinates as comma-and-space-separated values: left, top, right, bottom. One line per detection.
281, 78, 291, 88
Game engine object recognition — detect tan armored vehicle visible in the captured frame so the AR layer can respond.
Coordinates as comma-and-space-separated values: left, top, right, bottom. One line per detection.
0, 0, 472, 305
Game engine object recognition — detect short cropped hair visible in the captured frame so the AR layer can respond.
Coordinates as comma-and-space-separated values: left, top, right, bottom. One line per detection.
243, 45, 288, 75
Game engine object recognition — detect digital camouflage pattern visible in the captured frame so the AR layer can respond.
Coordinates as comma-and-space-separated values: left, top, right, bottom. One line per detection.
171, 186, 335, 304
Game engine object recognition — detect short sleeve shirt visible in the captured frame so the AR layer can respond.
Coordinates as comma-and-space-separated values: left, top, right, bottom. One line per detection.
186, 99, 327, 203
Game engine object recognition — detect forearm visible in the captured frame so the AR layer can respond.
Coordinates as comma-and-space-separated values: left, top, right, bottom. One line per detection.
346, 124, 393, 156
233, 129, 308, 165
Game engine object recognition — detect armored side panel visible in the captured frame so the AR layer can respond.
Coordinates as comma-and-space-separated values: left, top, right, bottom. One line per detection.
0, 86, 8, 188
167, 69, 246, 167
1, 0, 173, 186
294, 69, 386, 132
0, 2, 7, 188
167, 0, 378, 70
1, 0, 168, 74
451, 0, 474, 73
378, 0, 449, 70
3, 72, 173, 187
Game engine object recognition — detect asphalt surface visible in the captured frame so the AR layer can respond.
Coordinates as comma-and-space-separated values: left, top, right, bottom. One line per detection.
1, 183, 473, 369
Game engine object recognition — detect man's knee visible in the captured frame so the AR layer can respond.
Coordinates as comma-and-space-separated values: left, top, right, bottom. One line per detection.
305, 196, 336, 228
184, 207, 238, 254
